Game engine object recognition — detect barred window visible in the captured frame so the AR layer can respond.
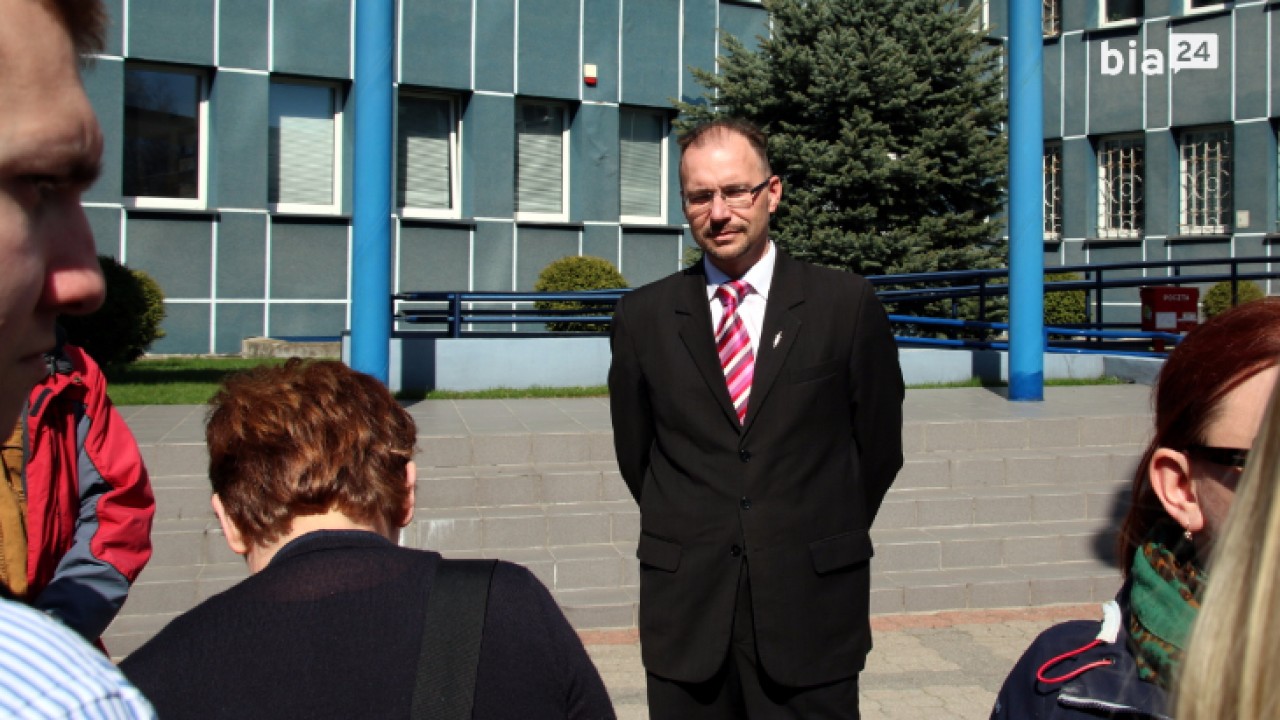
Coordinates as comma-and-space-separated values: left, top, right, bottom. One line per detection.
1044, 0, 1061, 37
1097, 137, 1144, 239
1044, 143, 1062, 241
1179, 127, 1232, 235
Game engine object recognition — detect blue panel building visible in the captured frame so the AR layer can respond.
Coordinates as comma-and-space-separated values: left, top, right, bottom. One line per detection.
82, 0, 769, 353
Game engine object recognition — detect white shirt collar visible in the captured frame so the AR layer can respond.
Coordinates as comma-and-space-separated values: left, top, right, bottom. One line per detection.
704, 240, 775, 302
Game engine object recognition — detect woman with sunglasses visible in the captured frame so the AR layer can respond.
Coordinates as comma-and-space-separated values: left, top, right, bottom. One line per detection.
991, 297, 1280, 720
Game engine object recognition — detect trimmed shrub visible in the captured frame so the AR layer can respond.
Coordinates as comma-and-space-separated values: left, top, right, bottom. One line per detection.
534, 256, 628, 332
1044, 272, 1087, 327
1202, 279, 1265, 320
61, 255, 166, 368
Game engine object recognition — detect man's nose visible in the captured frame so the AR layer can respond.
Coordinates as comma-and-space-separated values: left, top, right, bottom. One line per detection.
708, 192, 733, 221
41, 205, 106, 317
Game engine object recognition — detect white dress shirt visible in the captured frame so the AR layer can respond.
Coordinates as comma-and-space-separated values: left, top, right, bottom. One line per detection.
704, 241, 776, 356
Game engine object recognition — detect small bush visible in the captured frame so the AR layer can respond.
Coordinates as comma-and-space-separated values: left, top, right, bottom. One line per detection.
534, 256, 628, 332
1202, 279, 1265, 320
61, 256, 166, 368
1044, 272, 1087, 327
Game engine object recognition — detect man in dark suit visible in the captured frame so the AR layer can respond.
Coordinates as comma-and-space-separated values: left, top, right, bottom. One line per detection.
608, 118, 904, 717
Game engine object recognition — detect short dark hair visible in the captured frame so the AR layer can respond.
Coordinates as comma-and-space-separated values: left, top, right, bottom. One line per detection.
45, 0, 107, 56
206, 359, 418, 547
1116, 297, 1280, 571
677, 118, 772, 176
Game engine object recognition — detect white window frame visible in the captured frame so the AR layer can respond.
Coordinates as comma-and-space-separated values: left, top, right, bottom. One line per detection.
619, 108, 668, 225
123, 64, 209, 211
268, 78, 344, 215
1180, 0, 1228, 16
1179, 126, 1232, 235
396, 92, 460, 220
1099, 0, 1143, 26
1096, 135, 1145, 240
515, 100, 570, 223
1044, 142, 1062, 242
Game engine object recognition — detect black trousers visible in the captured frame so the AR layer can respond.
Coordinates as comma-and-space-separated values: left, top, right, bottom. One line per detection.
644, 561, 861, 719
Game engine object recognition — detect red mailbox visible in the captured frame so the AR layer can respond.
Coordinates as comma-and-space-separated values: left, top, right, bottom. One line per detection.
1140, 286, 1199, 333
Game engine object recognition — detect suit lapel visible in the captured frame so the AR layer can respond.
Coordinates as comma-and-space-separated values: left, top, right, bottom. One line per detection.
675, 267, 742, 428
743, 252, 804, 435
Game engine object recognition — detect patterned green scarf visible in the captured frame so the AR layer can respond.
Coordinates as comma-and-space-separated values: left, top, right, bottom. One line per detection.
1126, 521, 1206, 691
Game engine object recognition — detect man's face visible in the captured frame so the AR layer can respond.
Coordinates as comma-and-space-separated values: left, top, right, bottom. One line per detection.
679, 129, 780, 279
0, 0, 106, 429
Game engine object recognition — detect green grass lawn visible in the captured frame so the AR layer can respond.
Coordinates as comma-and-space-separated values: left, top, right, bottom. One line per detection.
103, 357, 1129, 405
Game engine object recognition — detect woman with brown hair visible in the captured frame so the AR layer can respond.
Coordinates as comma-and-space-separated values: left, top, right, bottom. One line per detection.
121, 359, 614, 719
991, 297, 1280, 719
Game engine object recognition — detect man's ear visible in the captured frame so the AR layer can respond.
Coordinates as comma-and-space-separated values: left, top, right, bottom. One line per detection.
399, 461, 417, 528
1148, 447, 1206, 533
211, 494, 249, 556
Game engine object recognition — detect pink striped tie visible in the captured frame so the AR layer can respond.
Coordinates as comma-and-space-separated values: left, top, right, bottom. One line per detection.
715, 280, 755, 425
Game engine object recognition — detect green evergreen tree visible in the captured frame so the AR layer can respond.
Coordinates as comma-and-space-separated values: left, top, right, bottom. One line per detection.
676, 0, 1007, 280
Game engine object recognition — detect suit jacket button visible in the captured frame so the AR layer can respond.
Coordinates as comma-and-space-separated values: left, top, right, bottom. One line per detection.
739, 450, 751, 462
740, 497, 751, 510
730, 545, 742, 557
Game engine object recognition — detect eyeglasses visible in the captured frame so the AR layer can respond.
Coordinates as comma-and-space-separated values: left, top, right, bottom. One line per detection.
681, 178, 771, 211
1185, 444, 1250, 469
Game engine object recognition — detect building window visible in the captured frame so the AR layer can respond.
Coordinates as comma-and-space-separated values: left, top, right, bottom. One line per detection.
1102, 0, 1142, 24
397, 93, 458, 217
1185, 0, 1225, 10
952, 0, 989, 32
515, 101, 568, 220
619, 109, 667, 223
1179, 127, 1232, 235
123, 66, 206, 207
1044, 143, 1062, 241
1044, 0, 1061, 37
269, 80, 341, 212
1097, 136, 1144, 239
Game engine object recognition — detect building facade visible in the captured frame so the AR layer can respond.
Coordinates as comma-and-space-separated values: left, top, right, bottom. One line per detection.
83, 0, 767, 353
986, 0, 1279, 323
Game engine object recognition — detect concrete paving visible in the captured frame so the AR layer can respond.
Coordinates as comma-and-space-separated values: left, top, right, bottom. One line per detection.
585, 603, 1103, 719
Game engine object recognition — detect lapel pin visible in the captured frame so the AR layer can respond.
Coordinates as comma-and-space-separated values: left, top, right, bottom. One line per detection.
773, 331, 782, 349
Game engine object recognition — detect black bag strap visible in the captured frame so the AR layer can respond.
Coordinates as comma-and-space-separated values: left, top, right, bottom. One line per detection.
411, 559, 498, 720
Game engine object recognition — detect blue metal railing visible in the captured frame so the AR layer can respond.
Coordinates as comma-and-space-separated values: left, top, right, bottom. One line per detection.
393, 256, 1278, 355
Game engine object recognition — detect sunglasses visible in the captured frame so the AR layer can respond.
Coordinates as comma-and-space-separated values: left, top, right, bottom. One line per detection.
1185, 444, 1250, 470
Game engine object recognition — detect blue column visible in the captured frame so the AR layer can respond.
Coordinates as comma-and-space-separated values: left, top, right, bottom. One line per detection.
1007, 0, 1044, 401
349, 0, 394, 383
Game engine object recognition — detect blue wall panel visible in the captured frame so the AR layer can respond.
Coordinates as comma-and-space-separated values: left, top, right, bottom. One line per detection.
621, 230, 680, 287
126, 216, 213, 297
269, 303, 347, 338
574, 104, 619, 222
127, 0, 214, 64
400, 0, 471, 89
82, 60, 124, 204
151, 303, 210, 353
1043, 41, 1062, 138
517, 0, 580, 99
681, 0, 717, 106
1063, 33, 1089, 137
620, 0, 679, 106
1088, 31, 1144, 134
273, 0, 350, 78
219, 0, 268, 70
1234, 122, 1273, 235
214, 303, 265, 353
582, 225, 619, 265
516, 226, 578, 290
217, 213, 267, 298
1144, 21, 1170, 130
720, 3, 769, 53
86, 207, 123, 259
1144, 130, 1176, 238
472, 221, 514, 290
398, 224, 471, 290
1061, 138, 1093, 238
212, 72, 269, 209
1168, 14, 1233, 127
465, 94, 515, 218
1235, 4, 1269, 120
102, 0, 124, 56
582, 0, 620, 102
270, 221, 348, 299
474, 0, 515, 92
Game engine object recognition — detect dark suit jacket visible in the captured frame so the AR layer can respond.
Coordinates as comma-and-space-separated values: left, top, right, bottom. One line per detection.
608, 249, 904, 688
